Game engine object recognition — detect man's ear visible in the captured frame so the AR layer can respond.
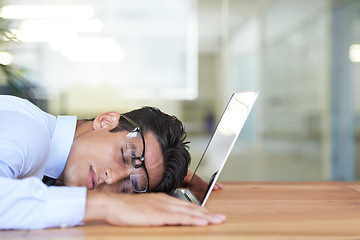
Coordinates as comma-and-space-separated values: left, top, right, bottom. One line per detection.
93, 111, 121, 130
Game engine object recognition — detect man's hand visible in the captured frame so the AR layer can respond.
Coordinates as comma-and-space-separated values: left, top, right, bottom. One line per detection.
84, 191, 226, 226
183, 170, 224, 191
181, 170, 224, 203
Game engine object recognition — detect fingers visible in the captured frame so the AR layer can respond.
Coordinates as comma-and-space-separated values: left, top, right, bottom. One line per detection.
145, 206, 225, 227
155, 194, 226, 226
158, 211, 226, 226
131, 193, 226, 226
213, 183, 224, 191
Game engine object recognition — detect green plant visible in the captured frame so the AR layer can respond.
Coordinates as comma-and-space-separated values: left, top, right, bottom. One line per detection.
0, 0, 35, 98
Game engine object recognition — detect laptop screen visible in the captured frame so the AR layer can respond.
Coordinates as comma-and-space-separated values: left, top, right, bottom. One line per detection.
188, 91, 258, 206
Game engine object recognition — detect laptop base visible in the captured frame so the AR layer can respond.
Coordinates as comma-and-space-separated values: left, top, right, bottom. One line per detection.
173, 188, 201, 205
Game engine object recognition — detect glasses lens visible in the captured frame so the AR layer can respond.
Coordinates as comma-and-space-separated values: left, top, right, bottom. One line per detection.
130, 167, 148, 192
126, 128, 148, 193
126, 130, 144, 159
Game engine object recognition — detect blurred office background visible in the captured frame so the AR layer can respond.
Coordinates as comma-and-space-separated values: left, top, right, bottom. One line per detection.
0, 0, 359, 181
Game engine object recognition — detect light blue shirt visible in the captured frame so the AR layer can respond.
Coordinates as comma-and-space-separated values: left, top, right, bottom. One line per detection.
0, 95, 87, 229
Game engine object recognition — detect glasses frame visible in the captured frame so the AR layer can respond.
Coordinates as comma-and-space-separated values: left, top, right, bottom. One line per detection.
122, 115, 150, 193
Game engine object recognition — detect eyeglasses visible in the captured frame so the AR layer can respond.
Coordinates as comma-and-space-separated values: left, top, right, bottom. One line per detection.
122, 115, 149, 193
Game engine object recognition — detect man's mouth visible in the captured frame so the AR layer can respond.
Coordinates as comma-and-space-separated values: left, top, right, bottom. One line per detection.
87, 167, 97, 190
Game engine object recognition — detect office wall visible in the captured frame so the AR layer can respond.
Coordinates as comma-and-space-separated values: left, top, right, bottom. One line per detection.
1, 0, 359, 181
190, 0, 359, 182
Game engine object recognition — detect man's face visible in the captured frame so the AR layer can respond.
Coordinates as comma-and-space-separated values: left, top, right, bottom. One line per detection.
62, 115, 164, 193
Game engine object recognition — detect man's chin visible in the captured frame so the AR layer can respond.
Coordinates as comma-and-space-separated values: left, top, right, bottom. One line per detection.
62, 175, 84, 187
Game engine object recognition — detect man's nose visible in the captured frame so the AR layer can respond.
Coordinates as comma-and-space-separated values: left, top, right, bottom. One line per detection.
103, 165, 132, 185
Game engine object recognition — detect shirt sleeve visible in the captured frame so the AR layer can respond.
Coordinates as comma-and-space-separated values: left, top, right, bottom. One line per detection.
0, 96, 87, 230
0, 176, 87, 230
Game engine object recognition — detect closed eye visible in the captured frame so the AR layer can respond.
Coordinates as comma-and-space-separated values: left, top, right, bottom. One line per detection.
132, 158, 143, 168
121, 149, 127, 166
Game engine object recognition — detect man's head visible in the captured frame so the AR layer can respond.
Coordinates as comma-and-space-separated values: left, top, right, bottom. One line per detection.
112, 107, 191, 194
62, 106, 190, 194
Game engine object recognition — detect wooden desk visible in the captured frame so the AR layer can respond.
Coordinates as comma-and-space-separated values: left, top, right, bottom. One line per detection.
2, 182, 360, 239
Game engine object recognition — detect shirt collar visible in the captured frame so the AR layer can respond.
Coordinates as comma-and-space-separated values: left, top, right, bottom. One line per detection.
45, 115, 77, 179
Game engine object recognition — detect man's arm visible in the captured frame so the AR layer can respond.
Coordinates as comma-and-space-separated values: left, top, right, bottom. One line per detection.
0, 176, 87, 230
0, 176, 224, 230
84, 190, 226, 226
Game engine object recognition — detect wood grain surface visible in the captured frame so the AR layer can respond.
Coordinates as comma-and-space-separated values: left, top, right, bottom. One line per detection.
2, 182, 360, 240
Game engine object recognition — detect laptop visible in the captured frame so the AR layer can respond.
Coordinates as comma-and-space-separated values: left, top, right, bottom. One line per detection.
173, 91, 259, 207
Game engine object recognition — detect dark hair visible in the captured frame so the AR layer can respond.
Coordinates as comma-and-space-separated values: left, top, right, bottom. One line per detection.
110, 106, 190, 194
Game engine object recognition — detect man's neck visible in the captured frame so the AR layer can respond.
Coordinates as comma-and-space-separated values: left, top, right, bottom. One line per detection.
57, 120, 93, 183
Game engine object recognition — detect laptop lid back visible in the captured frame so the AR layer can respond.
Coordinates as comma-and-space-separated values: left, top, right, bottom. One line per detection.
188, 91, 258, 207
